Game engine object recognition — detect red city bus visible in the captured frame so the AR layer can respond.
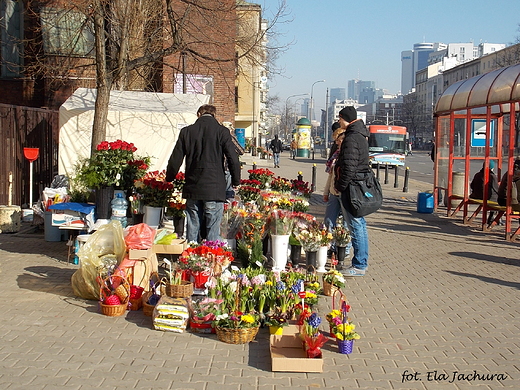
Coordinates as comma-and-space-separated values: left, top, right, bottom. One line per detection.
367, 125, 407, 167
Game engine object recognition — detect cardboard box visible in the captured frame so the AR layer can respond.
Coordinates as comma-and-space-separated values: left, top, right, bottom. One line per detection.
128, 248, 153, 260
123, 254, 158, 291
51, 209, 93, 229
153, 239, 187, 254
270, 335, 323, 373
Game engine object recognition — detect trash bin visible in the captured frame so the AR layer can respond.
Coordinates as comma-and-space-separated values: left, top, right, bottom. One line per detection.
417, 192, 434, 213
44, 211, 62, 241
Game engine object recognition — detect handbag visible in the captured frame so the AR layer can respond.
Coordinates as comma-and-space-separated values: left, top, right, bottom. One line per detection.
342, 170, 383, 218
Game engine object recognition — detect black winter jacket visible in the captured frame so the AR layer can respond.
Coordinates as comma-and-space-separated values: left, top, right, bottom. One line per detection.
166, 114, 241, 201
334, 119, 370, 193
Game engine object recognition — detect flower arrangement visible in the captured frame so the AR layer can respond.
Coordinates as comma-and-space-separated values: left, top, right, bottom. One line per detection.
296, 221, 323, 252
318, 224, 334, 246
270, 176, 292, 193
333, 218, 351, 247
220, 201, 246, 239
323, 269, 345, 288
267, 209, 295, 236
236, 212, 266, 268
291, 179, 311, 197
237, 184, 261, 203
212, 312, 259, 329
178, 240, 233, 274
134, 170, 175, 208
335, 322, 360, 341
165, 200, 186, 218
248, 168, 274, 189
74, 139, 150, 190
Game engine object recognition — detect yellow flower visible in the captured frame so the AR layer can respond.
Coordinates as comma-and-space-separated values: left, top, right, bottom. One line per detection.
241, 314, 255, 323
265, 280, 273, 286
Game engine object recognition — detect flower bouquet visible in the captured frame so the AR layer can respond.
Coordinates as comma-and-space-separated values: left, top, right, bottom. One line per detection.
236, 211, 266, 268
291, 178, 311, 198
248, 168, 274, 189
237, 183, 261, 203
296, 221, 323, 253
333, 218, 351, 247
270, 176, 292, 193
267, 209, 295, 236
220, 201, 245, 239
134, 170, 175, 208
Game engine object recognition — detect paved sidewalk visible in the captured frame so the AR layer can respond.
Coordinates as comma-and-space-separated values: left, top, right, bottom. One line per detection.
0, 153, 518, 390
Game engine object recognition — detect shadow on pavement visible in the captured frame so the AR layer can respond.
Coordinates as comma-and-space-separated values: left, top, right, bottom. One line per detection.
18, 265, 75, 297
445, 270, 520, 290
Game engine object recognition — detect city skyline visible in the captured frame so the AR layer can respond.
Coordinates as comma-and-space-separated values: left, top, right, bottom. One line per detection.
260, 0, 520, 114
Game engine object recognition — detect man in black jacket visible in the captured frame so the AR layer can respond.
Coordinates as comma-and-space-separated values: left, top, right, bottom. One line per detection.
334, 106, 370, 276
270, 134, 283, 168
166, 104, 240, 242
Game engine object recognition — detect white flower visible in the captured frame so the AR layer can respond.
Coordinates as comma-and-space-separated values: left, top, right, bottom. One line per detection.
216, 313, 229, 321
229, 281, 238, 293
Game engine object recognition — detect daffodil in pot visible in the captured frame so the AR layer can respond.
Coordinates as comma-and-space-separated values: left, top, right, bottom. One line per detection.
73, 139, 150, 219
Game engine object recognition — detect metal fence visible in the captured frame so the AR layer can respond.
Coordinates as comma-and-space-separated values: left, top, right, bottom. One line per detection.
0, 104, 59, 207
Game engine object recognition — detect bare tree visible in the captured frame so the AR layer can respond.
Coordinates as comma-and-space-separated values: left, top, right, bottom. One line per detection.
23, 0, 290, 155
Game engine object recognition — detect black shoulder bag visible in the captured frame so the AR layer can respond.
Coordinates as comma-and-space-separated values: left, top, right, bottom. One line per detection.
342, 170, 383, 218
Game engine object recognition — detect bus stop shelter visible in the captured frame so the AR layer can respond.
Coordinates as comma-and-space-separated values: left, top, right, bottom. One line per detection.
433, 63, 520, 241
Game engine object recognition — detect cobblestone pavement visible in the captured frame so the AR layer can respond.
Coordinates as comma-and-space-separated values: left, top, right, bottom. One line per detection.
0, 152, 518, 389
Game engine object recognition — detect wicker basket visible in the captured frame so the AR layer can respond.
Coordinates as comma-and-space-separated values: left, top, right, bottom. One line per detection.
141, 292, 156, 317
164, 280, 193, 298
100, 302, 127, 317
129, 297, 142, 311
322, 280, 338, 296
99, 275, 130, 316
215, 326, 260, 344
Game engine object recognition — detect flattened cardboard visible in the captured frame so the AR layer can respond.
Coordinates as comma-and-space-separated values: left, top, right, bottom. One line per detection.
270, 335, 323, 373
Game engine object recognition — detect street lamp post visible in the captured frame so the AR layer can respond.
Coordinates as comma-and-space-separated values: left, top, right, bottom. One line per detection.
285, 93, 308, 140
308, 80, 325, 159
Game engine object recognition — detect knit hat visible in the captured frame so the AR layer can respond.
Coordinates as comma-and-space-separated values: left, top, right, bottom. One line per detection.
338, 106, 357, 122
332, 122, 340, 131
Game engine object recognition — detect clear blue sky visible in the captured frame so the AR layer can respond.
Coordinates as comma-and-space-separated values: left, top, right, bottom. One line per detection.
260, 0, 520, 114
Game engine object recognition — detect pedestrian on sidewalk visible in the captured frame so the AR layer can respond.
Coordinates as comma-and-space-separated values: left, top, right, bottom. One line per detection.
290, 138, 297, 160
270, 134, 283, 168
323, 129, 351, 269
335, 106, 370, 277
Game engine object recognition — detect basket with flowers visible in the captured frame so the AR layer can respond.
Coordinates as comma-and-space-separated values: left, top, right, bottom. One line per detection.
322, 269, 345, 296
334, 301, 360, 354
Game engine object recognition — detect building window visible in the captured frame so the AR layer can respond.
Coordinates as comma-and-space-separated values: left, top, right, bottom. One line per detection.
1, 0, 23, 78
40, 7, 95, 57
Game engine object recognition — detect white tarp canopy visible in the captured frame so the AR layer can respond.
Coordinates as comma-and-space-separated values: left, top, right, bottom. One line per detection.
58, 88, 210, 177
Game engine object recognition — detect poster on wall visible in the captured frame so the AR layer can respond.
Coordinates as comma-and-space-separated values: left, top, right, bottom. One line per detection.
174, 74, 214, 98
470, 119, 495, 147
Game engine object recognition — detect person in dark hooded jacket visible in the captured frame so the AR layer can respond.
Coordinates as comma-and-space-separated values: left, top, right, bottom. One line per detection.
334, 106, 370, 276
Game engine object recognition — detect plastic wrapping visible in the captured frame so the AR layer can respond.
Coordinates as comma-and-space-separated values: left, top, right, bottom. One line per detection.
71, 221, 126, 300
124, 223, 155, 249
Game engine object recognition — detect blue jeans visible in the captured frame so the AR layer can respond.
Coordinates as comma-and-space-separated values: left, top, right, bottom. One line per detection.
185, 199, 224, 243
273, 153, 280, 166
339, 198, 369, 270
324, 194, 352, 254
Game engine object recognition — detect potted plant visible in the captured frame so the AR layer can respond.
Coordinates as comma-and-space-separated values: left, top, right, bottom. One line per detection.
334, 302, 360, 354
162, 258, 193, 298
134, 170, 174, 227
264, 312, 289, 335
73, 139, 150, 219
300, 312, 328, 358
